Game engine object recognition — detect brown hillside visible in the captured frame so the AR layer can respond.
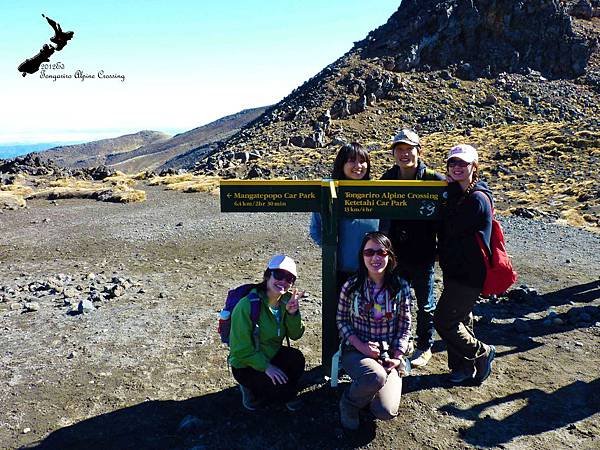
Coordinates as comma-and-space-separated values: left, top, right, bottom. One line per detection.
39, 131, 170, 168
106, 107, 268, 173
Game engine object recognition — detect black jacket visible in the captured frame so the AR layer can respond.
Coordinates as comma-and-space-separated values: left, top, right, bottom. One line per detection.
438, 180, 493, 288
380, 161, 445, 267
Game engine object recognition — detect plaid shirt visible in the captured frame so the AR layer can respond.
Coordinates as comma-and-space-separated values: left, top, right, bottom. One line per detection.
336, 276, 412, 355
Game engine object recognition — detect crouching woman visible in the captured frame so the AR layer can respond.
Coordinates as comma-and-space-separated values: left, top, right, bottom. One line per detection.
229, 255, 306, 411
336, 232, 412, 429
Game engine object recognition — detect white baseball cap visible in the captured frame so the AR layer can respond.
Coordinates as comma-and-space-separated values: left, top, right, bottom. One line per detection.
267, 254, 297, 277
447, 144, 478, 163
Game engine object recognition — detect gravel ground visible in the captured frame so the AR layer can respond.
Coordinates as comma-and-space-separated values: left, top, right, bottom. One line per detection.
0, 185, 599, 450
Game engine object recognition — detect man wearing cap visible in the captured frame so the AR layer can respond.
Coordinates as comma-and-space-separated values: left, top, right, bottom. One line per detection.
380, 129, 445, 368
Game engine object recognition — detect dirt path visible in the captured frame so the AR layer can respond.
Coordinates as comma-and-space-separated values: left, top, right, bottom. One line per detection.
1, 185, 599, 449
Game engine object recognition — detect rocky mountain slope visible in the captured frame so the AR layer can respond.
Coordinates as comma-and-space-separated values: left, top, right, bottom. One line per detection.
190, 0, 600, 230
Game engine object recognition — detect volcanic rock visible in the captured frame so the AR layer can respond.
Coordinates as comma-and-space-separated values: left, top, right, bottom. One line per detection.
359, 0, 594, 79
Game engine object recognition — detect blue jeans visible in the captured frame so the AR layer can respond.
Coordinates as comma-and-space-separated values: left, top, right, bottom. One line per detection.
397, 262, 437, 351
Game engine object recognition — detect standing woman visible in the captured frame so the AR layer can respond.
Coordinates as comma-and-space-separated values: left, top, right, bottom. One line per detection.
434, 144, 496, 384
310, 142, 379, 284
229, 255, 306, 411
336, 232, 412, 430
310, 143, 379, 362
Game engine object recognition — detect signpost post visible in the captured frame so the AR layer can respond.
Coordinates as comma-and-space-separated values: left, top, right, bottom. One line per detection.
220, 178, 446, 370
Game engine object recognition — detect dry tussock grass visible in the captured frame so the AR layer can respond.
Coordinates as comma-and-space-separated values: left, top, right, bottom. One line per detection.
103, 172, 136, 187
148, 174, 194, 186
558, 209, 594, 230
262, 151, 288, 170
0, 184, 34, 197
132, 171, 154, 180
48, 178, 96, 189
101, 188, 146, 203
5, 175, 147, 204
0, 191, 26, 209
161, 175, 221, 193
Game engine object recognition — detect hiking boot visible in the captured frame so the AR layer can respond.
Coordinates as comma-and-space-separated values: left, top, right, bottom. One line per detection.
285, 398, 303, 412
410, 348, 432, 368
474, 345, 496, 384
339, 395, 359, 430
239, 385, 259, 411
448, 367, 475, 384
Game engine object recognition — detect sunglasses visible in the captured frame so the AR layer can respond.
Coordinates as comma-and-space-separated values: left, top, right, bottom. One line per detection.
447, 159, 471, 168
271, 269, 296, 284
362, 248, 389, 257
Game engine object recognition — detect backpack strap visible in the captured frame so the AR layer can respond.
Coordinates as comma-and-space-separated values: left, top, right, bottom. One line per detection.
423, 168, 437, 180
472, 191, 494, 257
247, 291, 261, 352
472, 190, 494, 216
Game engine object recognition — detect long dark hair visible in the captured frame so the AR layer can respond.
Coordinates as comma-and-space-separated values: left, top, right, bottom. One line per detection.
331, 143, 371, 180
346, 232, 399, 297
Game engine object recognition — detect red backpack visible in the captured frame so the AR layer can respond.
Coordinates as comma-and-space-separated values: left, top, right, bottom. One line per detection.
473, 192, 518, 296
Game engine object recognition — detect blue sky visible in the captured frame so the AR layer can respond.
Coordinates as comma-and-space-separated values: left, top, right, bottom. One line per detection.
2, 0, 398, 146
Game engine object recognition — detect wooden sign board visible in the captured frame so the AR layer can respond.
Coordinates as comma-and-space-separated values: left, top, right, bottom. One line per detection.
337, 180, 446, 219
220, 180, 322, 213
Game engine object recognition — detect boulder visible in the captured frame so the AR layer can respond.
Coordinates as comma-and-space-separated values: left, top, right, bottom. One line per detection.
24, 302, 40, 312
77, 299, 95, 314
330, 99, 351, 119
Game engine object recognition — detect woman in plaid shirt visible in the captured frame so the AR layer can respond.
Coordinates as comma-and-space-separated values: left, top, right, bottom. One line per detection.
336, 231, 412, 430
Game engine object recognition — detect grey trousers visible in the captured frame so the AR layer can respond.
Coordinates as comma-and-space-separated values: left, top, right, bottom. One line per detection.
341, 349, 402, 420
433, 277, 487, 371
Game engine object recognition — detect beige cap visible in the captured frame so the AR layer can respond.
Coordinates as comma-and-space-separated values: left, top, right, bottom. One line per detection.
391, 129, 420, 149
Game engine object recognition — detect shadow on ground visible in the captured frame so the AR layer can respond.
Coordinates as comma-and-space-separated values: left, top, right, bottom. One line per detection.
22, 281, 600, 449
472, 280, 600, 358
439, 378, 600, 448
23, 369, 375, 450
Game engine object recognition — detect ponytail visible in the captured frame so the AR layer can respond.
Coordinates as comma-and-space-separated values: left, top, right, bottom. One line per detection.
463, 163, 479, 197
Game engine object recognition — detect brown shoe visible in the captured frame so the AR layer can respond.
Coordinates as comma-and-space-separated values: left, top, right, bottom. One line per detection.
339, 394, 359, 430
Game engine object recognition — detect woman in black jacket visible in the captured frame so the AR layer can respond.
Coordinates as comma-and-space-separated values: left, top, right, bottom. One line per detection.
434, 144, 496, 385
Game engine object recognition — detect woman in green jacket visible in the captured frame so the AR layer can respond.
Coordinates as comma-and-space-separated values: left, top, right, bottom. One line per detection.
229, 254, 306, 411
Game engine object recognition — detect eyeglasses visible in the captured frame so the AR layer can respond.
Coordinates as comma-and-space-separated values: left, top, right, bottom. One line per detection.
447, 159, 471, 168
362, 248, 389, 257
271, 269, 296, 284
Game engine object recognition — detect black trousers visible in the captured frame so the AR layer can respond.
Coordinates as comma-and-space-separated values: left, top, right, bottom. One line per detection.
231, 346, 305, 402
433, 277, 487, 371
